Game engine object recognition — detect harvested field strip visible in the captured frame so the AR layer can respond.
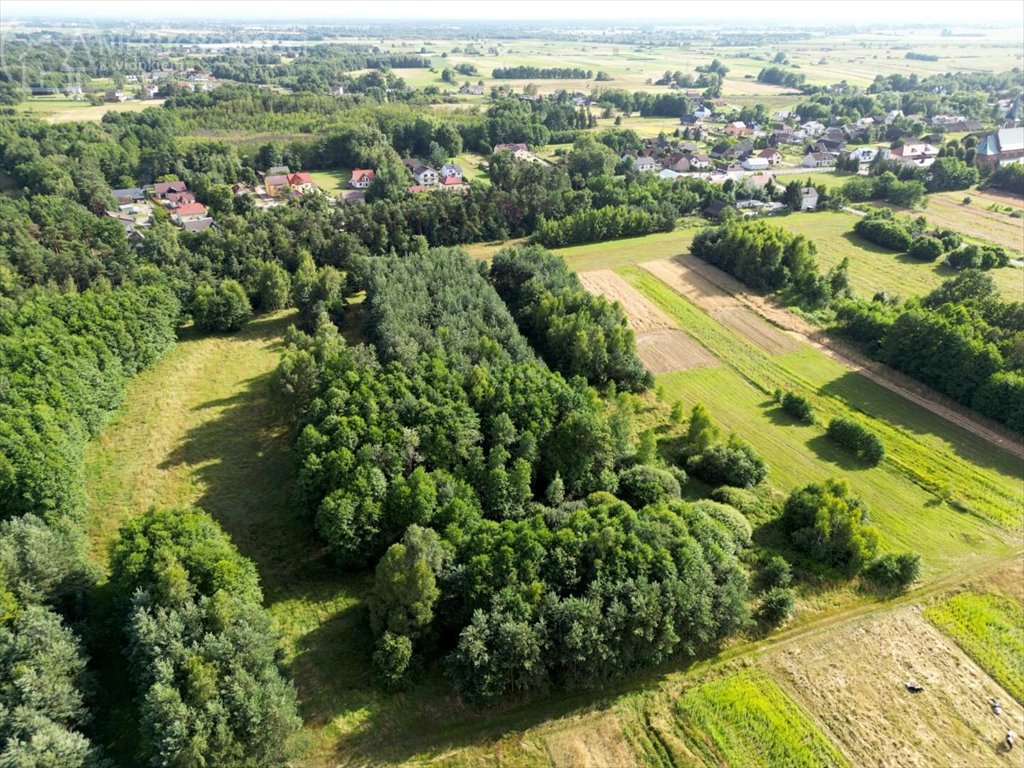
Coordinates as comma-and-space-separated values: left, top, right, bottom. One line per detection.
578, 269, 672, 332
677, 669, 849, 768
925, 592, 1024, 704
712, 306, 801, 355
622, 267, 1023, 531
636, 329, 718, 373
767, 608, 1024, 768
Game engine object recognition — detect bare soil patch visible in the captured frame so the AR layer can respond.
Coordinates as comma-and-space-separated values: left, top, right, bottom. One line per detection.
579, 269, 671, 332
636, 329, 718, 373
767, 607, 1024, 768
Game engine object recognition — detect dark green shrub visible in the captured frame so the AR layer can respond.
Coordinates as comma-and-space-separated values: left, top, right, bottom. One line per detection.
826, 417, 885, 465
757, 587, 795, 626
616, 465, 681, 508
864, 552, 921, 591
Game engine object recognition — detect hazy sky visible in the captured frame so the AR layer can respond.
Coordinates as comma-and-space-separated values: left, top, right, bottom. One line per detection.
3, 0, 1022, 25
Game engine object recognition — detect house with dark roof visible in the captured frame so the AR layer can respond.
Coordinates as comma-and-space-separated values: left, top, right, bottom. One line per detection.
802, 152, 835, 168
703, 199, 735, 220
151, 180, 188, 199
758, 148, 783, 166
264, 174, 291, 196
112, 187, 145, 204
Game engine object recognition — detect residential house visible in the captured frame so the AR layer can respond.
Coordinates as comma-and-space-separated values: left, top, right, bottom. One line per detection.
802, 152, 835, 168
181, 217, 216, 232
801, 121, 826, 137
63, 84, 84, 98
264, 174, 291, 196
402, 158, 423, 173
164, 190, 197, 207
338, 190, 366, 204
412, 165, 439, 186
267, 165, 290, 176
845, 147, 879, 164
889, 142, 939, 167
744, 173, 775, 192
171, 202, 208, 223
143, 84, 159, 99
330, 85, 345, 97
105, 210, 139, 234
107, 90, 130, 103
287, 172, 315, 194
441, 176, 467, 191
815, 138, 847, 155
680, 114, 703, 126
440, 163, 463, 180
741, 157, 771, 172
884, 109, 904, 125
799, 187, 819, 211
634, 155, 660, 173
111, 187, 145, 205
725, 121, 748, 137
350, 169, 376, 189
459, 83, 485, 95
976, 127, 1024, 167
757, 148, 783, 166
407, 184, 431, 194
687, 153, 712, 170
703, 199, 735, 220
151, 180, 188, 200
663, 154, 692, 173
772, 130, 800, 145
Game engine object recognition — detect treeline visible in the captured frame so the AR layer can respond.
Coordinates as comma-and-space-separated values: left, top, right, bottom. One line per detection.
492, 66, 592, 79
276, 248, 755, 700
835, 270, 1024, 432
691, 220, 850, 308
488, 245, 652, 392
534, 204, 675, 247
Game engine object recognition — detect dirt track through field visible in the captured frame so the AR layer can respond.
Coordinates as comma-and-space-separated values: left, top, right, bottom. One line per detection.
767, 607, 1024, 768
579, 270, 718, 373
640, 256, 1024, 462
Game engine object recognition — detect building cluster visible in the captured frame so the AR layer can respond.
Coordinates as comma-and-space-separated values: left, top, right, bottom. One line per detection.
344, 158, 469, 202
106, 179, 215, 239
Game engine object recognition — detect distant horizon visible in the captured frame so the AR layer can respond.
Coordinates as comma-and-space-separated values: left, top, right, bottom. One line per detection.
3, 0, 1022, 27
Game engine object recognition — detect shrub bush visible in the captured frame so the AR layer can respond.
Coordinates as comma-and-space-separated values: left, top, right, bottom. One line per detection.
687, 437, 768, 489
780, 391, 814, 423
757, 587, 794, 626
864, 552, 921, 591
616, 465, 682, 508
826, 417, 885, 465
907, 236, 944, 262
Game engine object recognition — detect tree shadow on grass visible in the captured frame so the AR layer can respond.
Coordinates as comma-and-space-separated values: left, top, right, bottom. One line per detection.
805, 434, 868, 471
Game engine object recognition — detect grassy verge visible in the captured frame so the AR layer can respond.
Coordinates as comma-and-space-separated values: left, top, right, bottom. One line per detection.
924, 591, 1024, 703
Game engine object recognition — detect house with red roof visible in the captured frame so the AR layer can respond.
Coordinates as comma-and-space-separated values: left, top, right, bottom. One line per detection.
350, 169, 375, 189
171, 202, 208, 222
288, 172, 315, 194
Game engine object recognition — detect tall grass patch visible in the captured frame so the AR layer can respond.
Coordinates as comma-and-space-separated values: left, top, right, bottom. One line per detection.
678, 668, 849, 768
924, 591, 1024, 703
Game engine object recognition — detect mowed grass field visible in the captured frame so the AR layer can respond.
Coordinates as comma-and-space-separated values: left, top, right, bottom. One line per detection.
769, 211, 1024, 301
891, 188, 1024, 254
925, 591, 1024, 703
18, 96, 164, 123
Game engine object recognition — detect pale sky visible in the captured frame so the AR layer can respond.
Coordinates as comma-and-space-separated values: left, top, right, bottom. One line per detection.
3, 0, 1022, 25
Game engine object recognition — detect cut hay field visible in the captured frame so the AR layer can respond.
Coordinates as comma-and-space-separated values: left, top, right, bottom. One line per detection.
620, 266, 1023, 540
894, 189, 1024, 254
767, 607, 1024, 767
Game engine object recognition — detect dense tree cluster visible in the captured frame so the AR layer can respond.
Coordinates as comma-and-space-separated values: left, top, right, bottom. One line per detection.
834, 270, 1024, 432
535, 204, 675, 247
757, 66, 806, 88
692, 220, 848, 307
488, 245, 652, 391
109, 508, 300, 767
841, 172, 926, 208
276, 248, 755, 700
852, 209, 922, 251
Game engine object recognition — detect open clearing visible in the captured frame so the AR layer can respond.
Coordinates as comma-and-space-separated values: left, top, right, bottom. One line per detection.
19, 97, 164, 123
767, 607, 1024, 768
893, 190, 1024, 254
